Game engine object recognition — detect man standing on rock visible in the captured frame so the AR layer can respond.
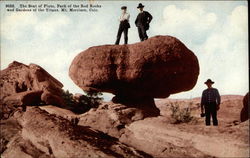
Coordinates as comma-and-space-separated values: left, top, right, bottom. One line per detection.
135, 3, 153, 41
201, 79, 221, 126
115, 6, 130, 45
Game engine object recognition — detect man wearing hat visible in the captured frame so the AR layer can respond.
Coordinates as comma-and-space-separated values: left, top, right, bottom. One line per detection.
201, 79, 221, 126
135, 3, 153, 41
115, 6, 130, 45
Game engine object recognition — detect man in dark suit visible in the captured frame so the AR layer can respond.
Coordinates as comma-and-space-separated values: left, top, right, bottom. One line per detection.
115, 6, 130, 45
201, 79, 221, 126
135, 3, 153, 41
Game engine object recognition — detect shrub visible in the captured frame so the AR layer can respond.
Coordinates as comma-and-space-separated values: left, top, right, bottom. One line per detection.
62, 90, 75, 107
61, 90, 103, 114
169, 102, 193, 124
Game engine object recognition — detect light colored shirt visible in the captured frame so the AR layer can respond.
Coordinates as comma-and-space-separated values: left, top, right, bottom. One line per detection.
119, 13, 130, 22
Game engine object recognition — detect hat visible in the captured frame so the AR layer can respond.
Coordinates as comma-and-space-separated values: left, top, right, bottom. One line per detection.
121, 6, 127, 10
137, 3, 144, 8
204, 79, 215, 84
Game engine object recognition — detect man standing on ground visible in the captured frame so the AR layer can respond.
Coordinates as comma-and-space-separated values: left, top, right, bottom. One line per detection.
135, 3, 153, 41
201, 79, 221, 126
115, 6, 130, 45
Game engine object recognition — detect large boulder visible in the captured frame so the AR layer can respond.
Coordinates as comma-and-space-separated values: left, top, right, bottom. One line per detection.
69, 35, 199, 99
240, 92, 249, 122
0, 61, 65, 119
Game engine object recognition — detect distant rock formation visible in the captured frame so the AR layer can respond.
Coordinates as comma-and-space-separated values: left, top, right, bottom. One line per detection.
0, 61, 65, 119
69, 35, 199, 99
240, 92, 249, 122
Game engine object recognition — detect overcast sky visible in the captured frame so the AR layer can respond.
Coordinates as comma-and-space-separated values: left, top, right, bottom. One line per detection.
0, 1, 248, 100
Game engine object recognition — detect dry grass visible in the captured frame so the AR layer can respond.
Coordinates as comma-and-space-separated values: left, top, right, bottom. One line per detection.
169, 102, 194, 124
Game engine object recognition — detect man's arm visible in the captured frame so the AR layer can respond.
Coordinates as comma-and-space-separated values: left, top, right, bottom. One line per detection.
201, 104, 204, 114
216, 89, 221, 110
127, 14, 130, 21
118, 15, 121, 21
135, 15, 138, 26
146, 11, 153, 23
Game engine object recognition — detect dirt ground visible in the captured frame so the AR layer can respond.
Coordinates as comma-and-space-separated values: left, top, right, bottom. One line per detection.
1, 95, 249, 158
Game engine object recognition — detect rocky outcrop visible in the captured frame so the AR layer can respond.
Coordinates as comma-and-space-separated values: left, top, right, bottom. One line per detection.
0, 61, 65, 119
69, 35, 199, 99
240, 92, 249, 122
1, 107, 151, 158
78, 100, 159, 138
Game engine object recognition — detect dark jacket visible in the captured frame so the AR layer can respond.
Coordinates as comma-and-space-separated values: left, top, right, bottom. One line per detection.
135, 11, 153, 30
201, 88, 221, 105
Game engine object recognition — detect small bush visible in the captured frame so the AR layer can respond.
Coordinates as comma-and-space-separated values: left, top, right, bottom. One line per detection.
61, 90, 103, 114
169, 102, 193, 124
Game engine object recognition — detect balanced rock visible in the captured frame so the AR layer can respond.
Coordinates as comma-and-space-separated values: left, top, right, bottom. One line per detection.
240, 92, 249, 122
69, 35, 199, 99
0, 61, 65, 119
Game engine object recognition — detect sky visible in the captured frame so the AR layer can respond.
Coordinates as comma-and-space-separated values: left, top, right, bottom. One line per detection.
0, 1, 248, 101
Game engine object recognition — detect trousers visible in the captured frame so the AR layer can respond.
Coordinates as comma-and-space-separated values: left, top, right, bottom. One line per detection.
205, 102, 218, 126
137, 25, 148, 41
115, 25, 128, 45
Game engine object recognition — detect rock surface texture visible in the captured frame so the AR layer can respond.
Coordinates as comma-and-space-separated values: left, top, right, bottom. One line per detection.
69, 35, 199, 99
1, 107, 151, 158
0, 61, 65, 119
240, 92, 249, 122
1, 96, 248, 158
78, 102, 152, 138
